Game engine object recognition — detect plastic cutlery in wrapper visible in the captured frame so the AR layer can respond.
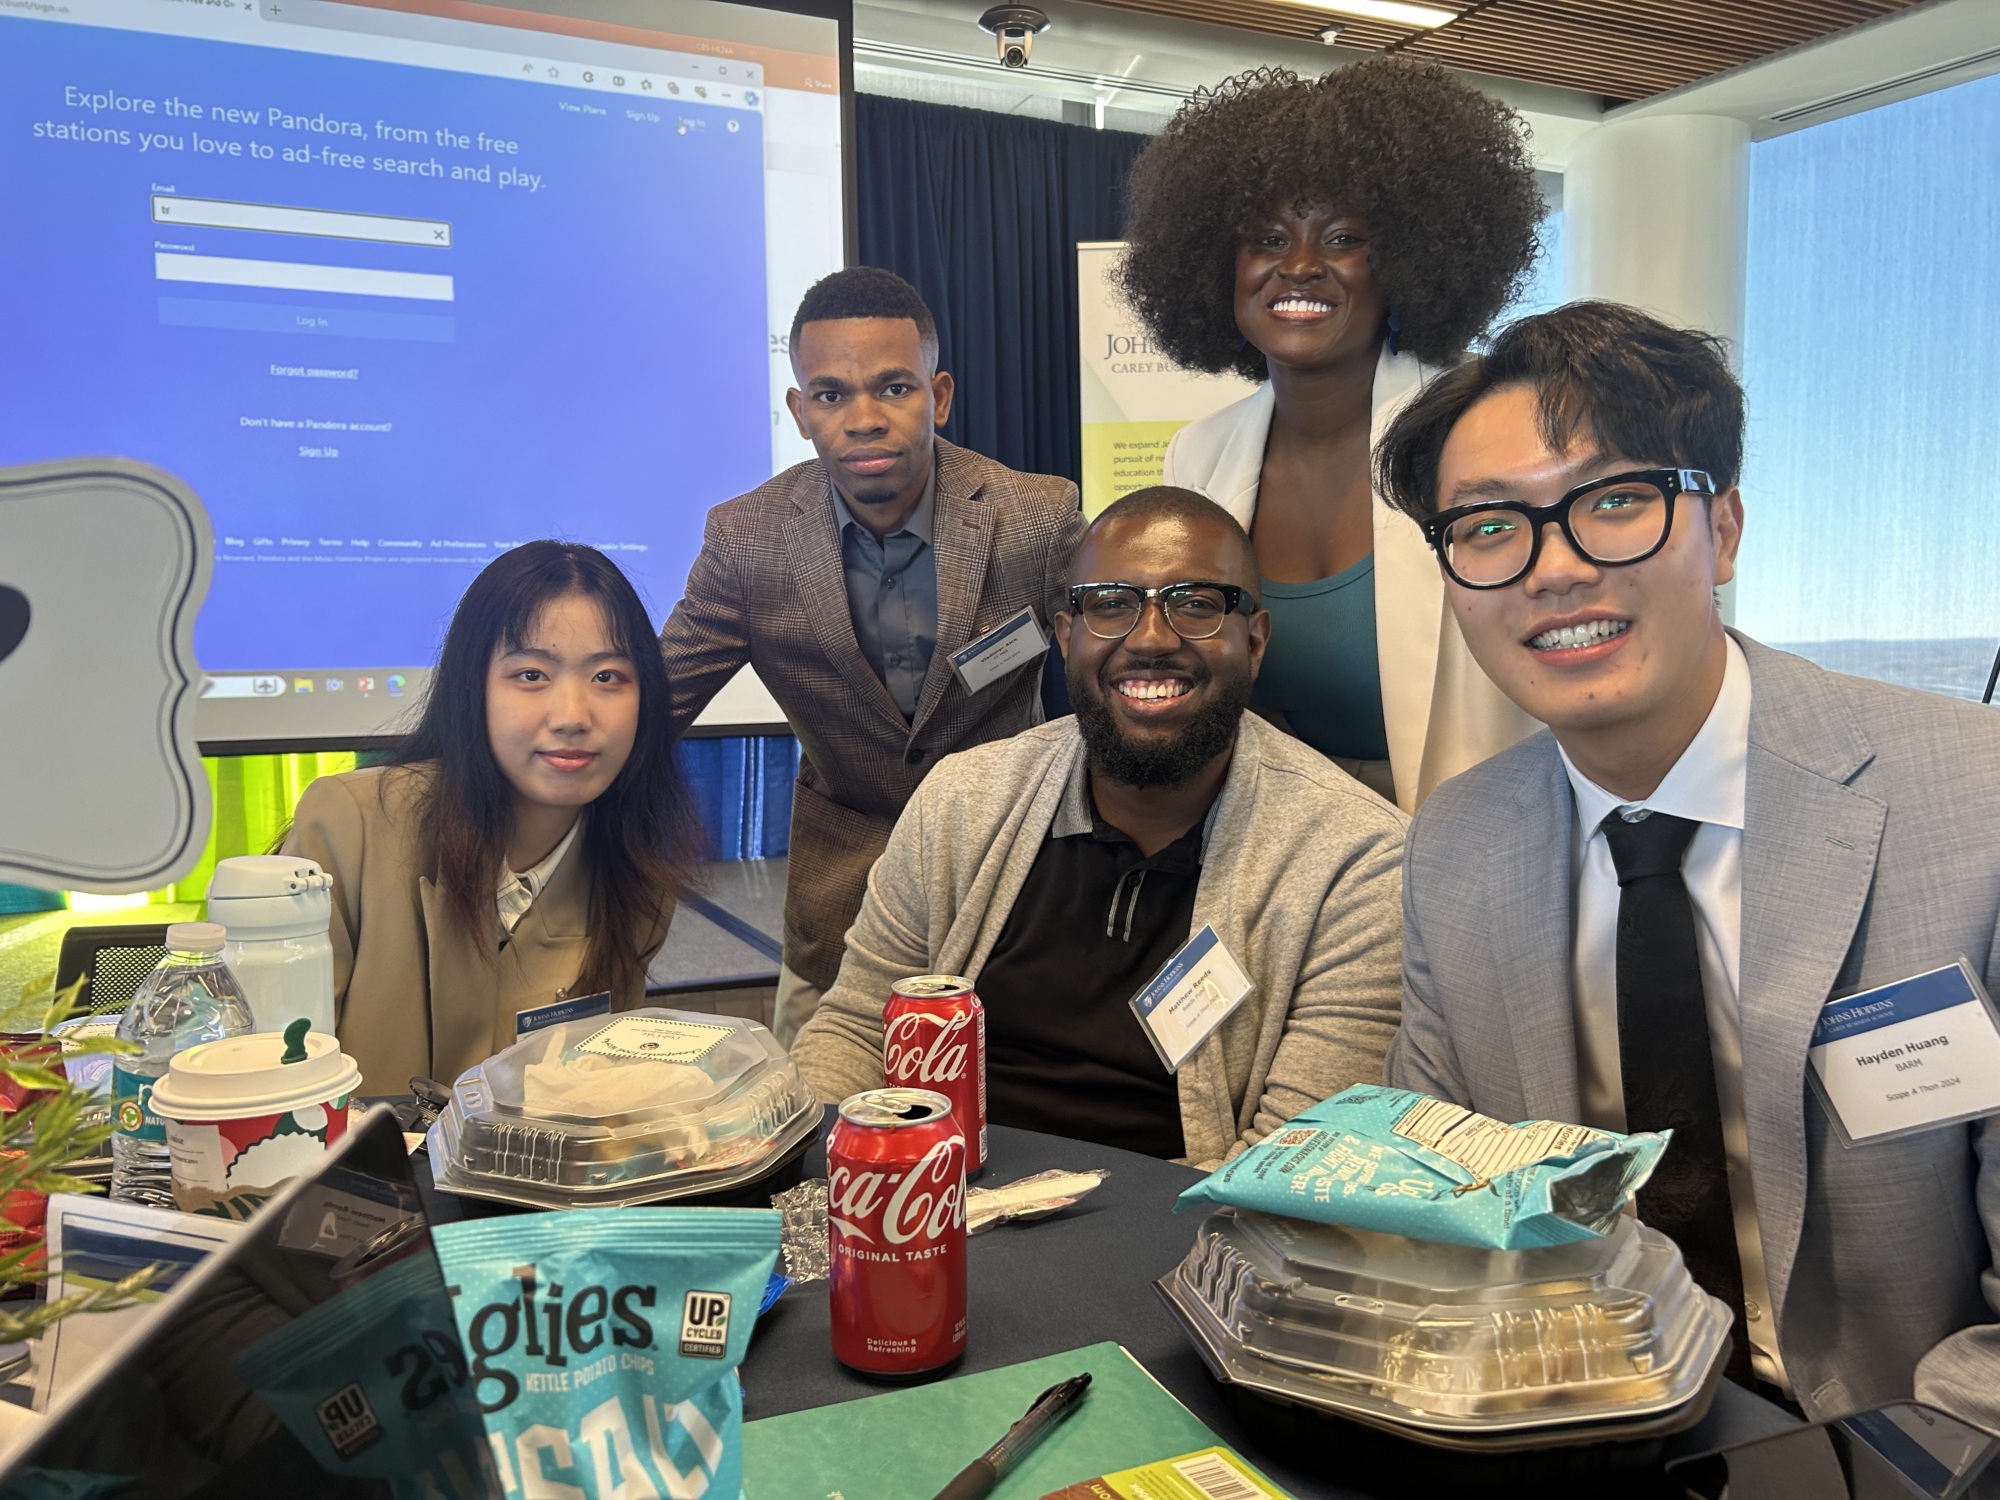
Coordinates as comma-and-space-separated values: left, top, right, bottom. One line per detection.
1176, 1085, 1669, 1249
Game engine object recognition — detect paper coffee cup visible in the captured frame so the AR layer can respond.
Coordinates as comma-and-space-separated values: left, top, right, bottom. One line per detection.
149, 1029, 362, 1220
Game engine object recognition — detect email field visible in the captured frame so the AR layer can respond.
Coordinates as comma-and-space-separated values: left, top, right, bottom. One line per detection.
152, 195, 452, 247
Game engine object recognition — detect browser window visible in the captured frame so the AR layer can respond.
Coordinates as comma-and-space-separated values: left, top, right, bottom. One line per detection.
0, 0, 845, 743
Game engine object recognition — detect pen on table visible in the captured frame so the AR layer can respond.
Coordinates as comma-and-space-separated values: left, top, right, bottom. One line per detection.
930, 1372, 1092, 1500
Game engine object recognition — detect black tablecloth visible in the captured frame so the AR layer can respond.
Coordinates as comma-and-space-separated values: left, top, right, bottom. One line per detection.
418, 1113, 1801, 1498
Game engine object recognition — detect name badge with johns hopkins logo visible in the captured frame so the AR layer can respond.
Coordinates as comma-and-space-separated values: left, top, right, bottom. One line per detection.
948, 607, 1048, 695
1130, 925, 1253, 1074
1806, 960, 2000, 1147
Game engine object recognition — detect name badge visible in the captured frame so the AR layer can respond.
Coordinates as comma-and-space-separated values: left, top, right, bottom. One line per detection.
1130, 925, 1253, 1074
1805, 960, 2000, 1147
514, 990, 611, 1038
949, 607, 1048, 695
1841, 1405, 2000, 1500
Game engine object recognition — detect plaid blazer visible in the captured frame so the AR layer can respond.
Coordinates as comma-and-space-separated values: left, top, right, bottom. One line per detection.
660, 437, 1085, 987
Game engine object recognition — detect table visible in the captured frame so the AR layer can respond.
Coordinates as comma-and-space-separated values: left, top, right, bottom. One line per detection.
421, 1115, 1802, 1498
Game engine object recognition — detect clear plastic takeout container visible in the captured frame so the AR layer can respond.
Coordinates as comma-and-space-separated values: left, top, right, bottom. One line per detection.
1161, 1207, 1730, 1435
427, 1008, 819, 1209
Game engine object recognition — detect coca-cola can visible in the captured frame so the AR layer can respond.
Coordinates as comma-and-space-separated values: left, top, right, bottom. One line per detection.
827, 1088, 967, 1378
883, 974, 987, 1173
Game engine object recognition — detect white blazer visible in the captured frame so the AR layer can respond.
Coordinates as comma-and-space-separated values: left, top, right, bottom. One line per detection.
1162, 345, 1536, 812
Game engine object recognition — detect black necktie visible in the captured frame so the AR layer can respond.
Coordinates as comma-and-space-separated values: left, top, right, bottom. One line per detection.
1601, 809, 1753, 1384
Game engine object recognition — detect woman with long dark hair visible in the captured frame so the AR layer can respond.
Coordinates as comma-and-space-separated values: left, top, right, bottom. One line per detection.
1119, 57, 1545, 809
286, 541, 701, 1092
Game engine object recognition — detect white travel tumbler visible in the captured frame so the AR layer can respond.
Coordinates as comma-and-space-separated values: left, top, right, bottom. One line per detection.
205, 855, 337, 1036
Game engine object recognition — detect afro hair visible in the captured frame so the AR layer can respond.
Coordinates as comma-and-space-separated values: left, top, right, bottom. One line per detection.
1116, 58, 1545, 380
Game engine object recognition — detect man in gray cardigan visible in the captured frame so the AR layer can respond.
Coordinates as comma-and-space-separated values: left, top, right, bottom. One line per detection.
794, 488, 1407, 1170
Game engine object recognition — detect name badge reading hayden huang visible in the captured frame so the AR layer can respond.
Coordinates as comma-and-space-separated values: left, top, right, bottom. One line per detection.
1806, 961, 2000, 1145
1130, 925, 1254, 1074
949, 607, 1048, 695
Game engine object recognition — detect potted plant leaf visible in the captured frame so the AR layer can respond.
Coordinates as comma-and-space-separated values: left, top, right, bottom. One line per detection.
0, 978, 160, 1451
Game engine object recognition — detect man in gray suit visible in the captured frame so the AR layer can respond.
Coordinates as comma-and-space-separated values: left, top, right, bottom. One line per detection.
1376, 301, 2000, 1432
660, 268, 1084, 1042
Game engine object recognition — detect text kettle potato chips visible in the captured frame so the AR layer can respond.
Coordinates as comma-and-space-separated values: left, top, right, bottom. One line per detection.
434, 1208, 781, 1500
1176, 1086, 1670, 1249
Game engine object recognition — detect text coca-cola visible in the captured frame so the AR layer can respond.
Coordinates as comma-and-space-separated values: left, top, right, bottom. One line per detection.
883, 974, 987, 1173
827, 1088, 967, 1377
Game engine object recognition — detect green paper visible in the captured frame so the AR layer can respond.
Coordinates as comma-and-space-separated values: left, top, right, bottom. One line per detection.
742, 1342, 1260, 1500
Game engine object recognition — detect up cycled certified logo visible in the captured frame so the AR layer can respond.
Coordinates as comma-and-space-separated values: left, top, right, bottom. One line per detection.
314, 1382, 385, 1460
679, 1289, 732, 1358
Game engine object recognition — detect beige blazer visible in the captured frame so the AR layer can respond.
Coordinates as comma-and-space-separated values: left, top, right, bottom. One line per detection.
1162, 346, 1536, 811
283, 765, 671, 1094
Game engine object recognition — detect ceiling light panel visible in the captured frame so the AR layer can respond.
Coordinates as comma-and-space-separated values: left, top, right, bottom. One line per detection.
1299, 0, 1458, 27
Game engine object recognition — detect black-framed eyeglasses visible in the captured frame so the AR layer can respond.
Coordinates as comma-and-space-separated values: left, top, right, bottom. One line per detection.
1420, 468, 1716, 590
1065, 581, 1250, 641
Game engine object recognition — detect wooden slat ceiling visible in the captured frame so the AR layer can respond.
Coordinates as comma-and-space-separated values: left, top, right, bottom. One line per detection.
1074, 0, 1926, 103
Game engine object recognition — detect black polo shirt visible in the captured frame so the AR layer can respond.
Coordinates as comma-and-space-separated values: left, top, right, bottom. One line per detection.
975, 775, 1204, 1160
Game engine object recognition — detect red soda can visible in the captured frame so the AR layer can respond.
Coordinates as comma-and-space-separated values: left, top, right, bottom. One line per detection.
827, 1088, 967, 1377
883, 974, 987, 1173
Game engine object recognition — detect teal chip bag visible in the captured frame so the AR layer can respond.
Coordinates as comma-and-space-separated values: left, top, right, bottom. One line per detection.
1177, 1085, 1669, 1250
433, 1207, 780, 1500
234, 1251, 499, 1498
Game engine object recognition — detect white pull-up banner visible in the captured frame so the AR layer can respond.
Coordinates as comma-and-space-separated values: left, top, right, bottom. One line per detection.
1076, 241, 1254, 518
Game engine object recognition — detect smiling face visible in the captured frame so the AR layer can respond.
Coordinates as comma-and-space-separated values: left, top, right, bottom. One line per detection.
1435, 384, 1743, 773
1232, 199, 1389, 374
1055, 511, 1270, 790
786, 316, 953, 522
485, 592, 640, 819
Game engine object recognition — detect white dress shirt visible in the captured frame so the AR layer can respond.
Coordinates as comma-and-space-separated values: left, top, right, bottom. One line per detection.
495, 816, 580, 940
1559, 636, 1789, 1389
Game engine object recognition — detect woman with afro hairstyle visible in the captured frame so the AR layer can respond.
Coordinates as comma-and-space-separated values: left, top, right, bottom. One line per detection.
1119, 57, 1544, 810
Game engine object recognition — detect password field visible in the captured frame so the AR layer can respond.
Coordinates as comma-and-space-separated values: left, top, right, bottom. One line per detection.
154, 253, 455, 302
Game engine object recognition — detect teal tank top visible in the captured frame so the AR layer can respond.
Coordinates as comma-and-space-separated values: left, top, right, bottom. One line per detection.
1252, 554, 1390, 763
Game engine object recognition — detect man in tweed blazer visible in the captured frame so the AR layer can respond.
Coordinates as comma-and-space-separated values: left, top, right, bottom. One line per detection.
1378, 303, 2000, 1431
660, 269, 1084, 1039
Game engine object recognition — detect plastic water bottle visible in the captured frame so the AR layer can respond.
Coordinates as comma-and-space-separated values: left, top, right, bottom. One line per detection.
110, 922, 255, 1209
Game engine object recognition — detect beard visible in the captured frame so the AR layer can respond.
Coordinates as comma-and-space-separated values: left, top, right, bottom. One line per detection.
1069, 652, 1252, 790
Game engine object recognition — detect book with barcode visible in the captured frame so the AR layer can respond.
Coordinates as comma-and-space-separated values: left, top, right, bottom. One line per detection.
1040, 1445, 1291, 1499
741, 1343, 1288, 1498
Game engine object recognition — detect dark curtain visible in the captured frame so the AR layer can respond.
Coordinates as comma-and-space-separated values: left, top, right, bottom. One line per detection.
855, 94, 1151, 484
677, 735, 802, 859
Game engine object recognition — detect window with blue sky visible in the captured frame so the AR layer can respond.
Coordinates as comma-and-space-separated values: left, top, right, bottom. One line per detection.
1738, 69, 2000, 701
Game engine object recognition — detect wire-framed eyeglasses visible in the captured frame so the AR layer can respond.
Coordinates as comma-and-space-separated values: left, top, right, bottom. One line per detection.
1065, 581, 1250, 641
1420, 468, 1717, 590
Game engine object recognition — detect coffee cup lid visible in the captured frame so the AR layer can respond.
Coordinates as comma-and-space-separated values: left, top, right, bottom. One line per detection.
149, 1030, 362, 1123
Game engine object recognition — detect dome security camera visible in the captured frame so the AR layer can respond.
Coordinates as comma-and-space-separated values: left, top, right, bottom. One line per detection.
979, 5, 1050, 69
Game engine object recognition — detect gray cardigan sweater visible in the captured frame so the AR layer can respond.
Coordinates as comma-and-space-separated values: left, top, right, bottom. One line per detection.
792, 712, 1408, 1169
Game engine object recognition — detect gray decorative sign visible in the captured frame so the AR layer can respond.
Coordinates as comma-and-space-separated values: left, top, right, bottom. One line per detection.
0, 460, 213, 893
